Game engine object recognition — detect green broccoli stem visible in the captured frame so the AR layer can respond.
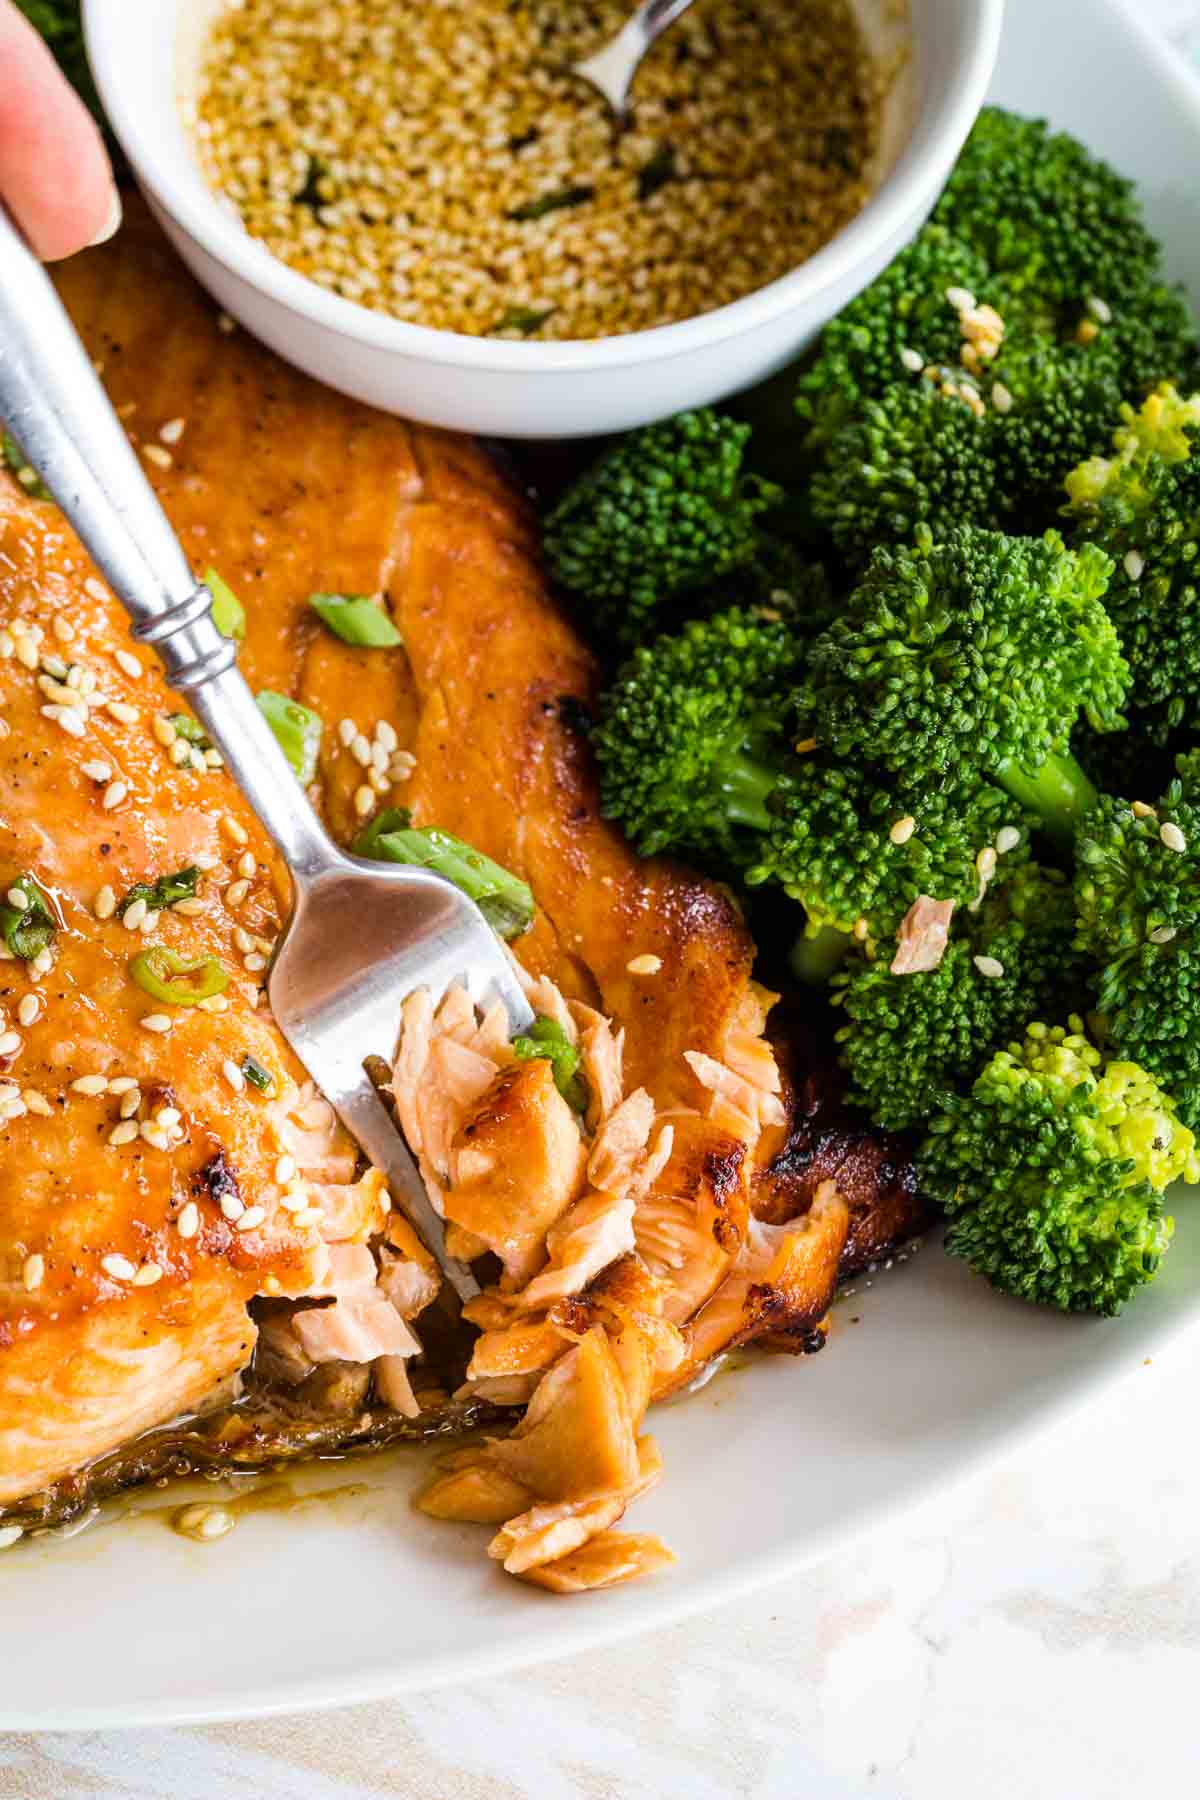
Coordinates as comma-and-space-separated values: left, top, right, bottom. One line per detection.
714, 745, 780, 833
991, 750, 1098, 845
789, 923, 853, 985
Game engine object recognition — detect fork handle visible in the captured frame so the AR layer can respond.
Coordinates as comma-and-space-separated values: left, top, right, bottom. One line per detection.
0, 204, 336, 882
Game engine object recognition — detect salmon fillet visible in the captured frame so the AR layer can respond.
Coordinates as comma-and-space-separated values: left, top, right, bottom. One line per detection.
0, 201, 923, 1529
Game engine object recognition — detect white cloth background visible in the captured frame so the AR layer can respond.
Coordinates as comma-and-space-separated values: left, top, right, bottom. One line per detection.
2, 1, 1198, 1793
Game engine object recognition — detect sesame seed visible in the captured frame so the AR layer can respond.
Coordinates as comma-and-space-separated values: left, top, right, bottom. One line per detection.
220, 1192, 245, 1222
292, 1207, 324, 1229
140, 1013, 173, 1034
139, 910, 160, 935
852, 917, 869, 941
133, 1261, 164, 1287
0, 1525, 24, 1550
108, 1075, 138, 1094
390, 750, 417, 778
990, 382, 1013, 414
976, 845, 998, 879
237, 851, 256, 880
169, 739, 191, 766
1161, 822, 1188, 853
195, 852, 220, 871
140, 1121, 170, 1151
280, 1189, 308, 1213
102, 780, 129, 811
0, 1031, 21, 1057
351, 733, 372, 767
106, 700, 139, 725
237, 1206, 266, 1232
41, 704, 85, 738
114, 649, 143, 680
889, 815, 916, 845
17, 995, 39, 1028
189, 747, 207, 774
995, 825, 1022, 855
1132, 801, 1157, 819
222, 1057, 246, 1093
225, 878, 250, 907
153, 714, 178, 747
160, 417, 186, 444
945, 285, 976, 312
177, 1201, 200, 1239
899, 346, 924, 373
1149, 925, 1178, 945
178, 1502, 235, 1541
119, 1091, 142, 1119
5, 886, 27, 909
143, 443, 173, 470
233, 926, 255, 954
973, 955, 1004, 979
72, 1073, 109, 1096
94, 885, 117, 921
108, 1120, 139, 1146
173, 897, 207, 917
81, 759, 113, 783
52, 615, 76, 644
223, 815, 249, 846
23, 1090, 52, 1117
85, 576, 108, 602
368, 767, 390, 795
155, 1105, 182, 1128
275, 1154, 297, 1183
31, 947, 52, 976
244, 952, 267, 973
22, 1252, 44, 1292
218, 312, 236, 335
1087, 295, 1112, 324
15, 637, 38, 670
101, 1253, 137, 1281
375, 720, 398, 752
198, 994, 229, 1014
337, 718, 356, 747
123, 897, 148, 931
204, 748, 224, 770
353, 784, 375, 818
1077, 317, 1100, 346
626, 953, 662, 976
1123, 550, 1145, 581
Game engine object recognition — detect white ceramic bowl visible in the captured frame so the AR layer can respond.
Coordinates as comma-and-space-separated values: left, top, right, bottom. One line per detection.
84, 0, 1003, 439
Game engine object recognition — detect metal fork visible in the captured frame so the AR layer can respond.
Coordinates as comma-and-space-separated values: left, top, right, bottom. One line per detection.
0, 206, 532, 1302
570, 0, 698, 117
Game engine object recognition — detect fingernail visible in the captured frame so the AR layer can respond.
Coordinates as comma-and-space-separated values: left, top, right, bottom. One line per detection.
88, 187, 123, 248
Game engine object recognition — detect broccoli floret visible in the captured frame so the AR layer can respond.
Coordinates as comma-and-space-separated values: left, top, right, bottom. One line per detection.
1065, 385, 1200, 744
805, 524, 1124, 840
932, 108, 1167, 312
543, 410, 781, 648
1075, 760, 1200, 1126
832, 863, 1082, 1130
922, 1018, 1198, 1315
749, 761, 1025, 946
795, 225, 995, 452
592, 607, 802, 863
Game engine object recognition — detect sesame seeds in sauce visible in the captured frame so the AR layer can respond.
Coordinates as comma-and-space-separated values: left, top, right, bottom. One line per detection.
196, 0, 880, 342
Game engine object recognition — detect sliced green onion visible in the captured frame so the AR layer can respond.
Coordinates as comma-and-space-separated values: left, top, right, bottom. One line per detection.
2, 431, 52, 502
204, 568, 246, 641
240, 1054, 273, 1093
308, 594, 402, 648
508, 184, 594, 221
353, 819, 534, 940
167, 713, 212, 749
353, 807, 412, 860
118, 866, 200, 917
256, 689, 323, 785
512, 1015, 588, 1112
130, 946, 230, 1006
493, 305, 556, 336
0, 875, 55, 960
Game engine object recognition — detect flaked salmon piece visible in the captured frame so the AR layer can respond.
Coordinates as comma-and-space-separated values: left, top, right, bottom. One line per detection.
571, 1003, 624, 1128
490, 1492, 626, 1574
525, 975, 579, 1045
891, 895, 956, 975
445, 1060, 587, 1288
518, 1531, 676, 1593
587, 1089, 655, 1192
657, 1180, 850, 1398
721, 982, 785, 1100
684, 1050, 787, 1140
374, 1353, 421, 1418
465, 1314, 571, 1383
305, 1243, 378, 1298
634, 1114, 748, 1326
429, 984, 478, 1046
465, 1374, 543, 1405
488, 1326, 639, 1502
511, 1189, 637, 1313
564, 1255, 686, 1380
393, 989, 436, 1157
416, 1459, 536, 1525
469, 999, 517, 1064
293, 1291, 421, 1364
413, 1034, 503, 1181
270, 1084, 358, 1186
303, 1167, 390, 1245
378, 1245, 441, 1319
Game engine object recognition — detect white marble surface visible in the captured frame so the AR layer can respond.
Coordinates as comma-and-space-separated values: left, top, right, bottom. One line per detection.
4, 0, 1200, 1792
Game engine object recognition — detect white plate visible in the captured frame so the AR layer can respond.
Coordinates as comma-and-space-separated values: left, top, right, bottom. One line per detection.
5, 0, 1200, 1729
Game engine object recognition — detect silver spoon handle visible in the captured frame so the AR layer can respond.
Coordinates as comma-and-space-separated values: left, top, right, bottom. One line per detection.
574, 0, 697, 113
0, 205, 335, 882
